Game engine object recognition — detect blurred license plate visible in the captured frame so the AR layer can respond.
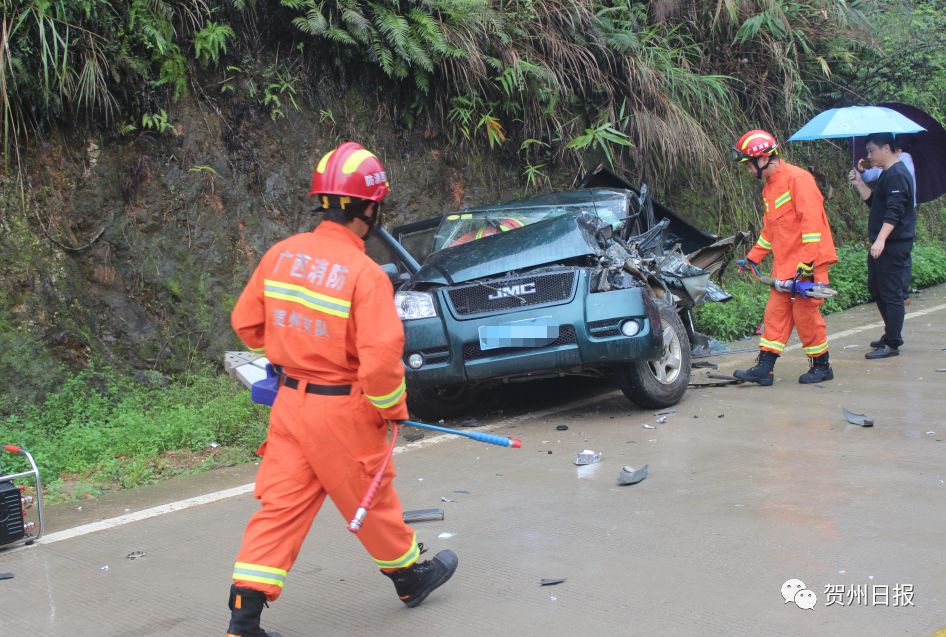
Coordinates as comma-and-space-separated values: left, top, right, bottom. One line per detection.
478, 316, 559, 351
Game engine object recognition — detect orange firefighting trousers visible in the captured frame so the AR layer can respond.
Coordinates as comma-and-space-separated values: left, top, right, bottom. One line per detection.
758, 286, 829, 358
232, 381, 419, 601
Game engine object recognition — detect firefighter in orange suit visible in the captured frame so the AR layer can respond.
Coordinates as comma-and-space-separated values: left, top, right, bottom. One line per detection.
225, 142, 459, 637
730, 129, 838, 386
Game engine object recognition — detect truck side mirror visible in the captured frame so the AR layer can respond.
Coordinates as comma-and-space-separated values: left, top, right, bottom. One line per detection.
381, 263, 409, 285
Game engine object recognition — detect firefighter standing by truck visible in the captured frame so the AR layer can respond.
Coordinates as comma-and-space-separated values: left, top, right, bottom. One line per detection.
730, 129, 838, 386
225, 142, 459, 637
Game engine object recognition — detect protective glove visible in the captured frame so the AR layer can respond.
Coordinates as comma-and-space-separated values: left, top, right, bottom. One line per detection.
796, 261, 814, 279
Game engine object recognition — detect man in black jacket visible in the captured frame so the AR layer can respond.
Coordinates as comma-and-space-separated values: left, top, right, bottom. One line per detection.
848, 132, 916, 359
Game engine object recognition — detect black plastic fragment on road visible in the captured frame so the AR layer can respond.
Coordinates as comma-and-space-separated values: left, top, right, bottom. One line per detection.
842, 407, 874, 427
404, 431, 425, 442
403, 508, 445, 522
0, 572, 13, 580
540, 578, 567, 586
556, 425, 569, 431
692, 361, 719, 369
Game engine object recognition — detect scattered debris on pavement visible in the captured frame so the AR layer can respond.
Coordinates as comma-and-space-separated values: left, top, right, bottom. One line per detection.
438, 532, 456, 539
842, 344, 861, 349
540, 578, 566, 586
0, 572, 13, 580
440, 496, 455, 503
126, 551, 146, 560
574, 450, 602, 465
656, 416, 668, 424
842, 407, 874, 427
692, 361, 719, 369
618, 464, 649, 485
453, 490, 471, 494
556, 425, 569, 431
642, 424, 656, 429
404, 431, 425, 443
403, 508, 444, 523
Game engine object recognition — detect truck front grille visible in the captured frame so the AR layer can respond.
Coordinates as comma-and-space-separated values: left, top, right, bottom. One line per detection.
447, 271, 576, 316
462, 325, 577, 361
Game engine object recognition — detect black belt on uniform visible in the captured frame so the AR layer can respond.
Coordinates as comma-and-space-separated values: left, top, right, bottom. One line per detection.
282, 376, 352, 395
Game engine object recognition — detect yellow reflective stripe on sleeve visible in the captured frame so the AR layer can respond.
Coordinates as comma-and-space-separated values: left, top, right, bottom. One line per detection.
759, 338, 786, 353
366, 379, 406, 409
233, 562, 287, 588
446, 214, 472, 220
374, 536, 420, 569
801, 233, 822, 243
264, 280, 351, 319
342, 149, 376, 174
774, 191, 792, 208
756, 236, 772, 250
804, 341, 829, 356
248, 346, 265, 354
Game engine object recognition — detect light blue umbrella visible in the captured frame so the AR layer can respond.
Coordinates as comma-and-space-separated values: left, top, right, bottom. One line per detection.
788, 106, 926, 141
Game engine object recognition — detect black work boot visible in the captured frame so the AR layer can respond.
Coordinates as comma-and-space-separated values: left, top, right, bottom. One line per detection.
383, 549, 459, 608
799, 352, 834, 384
733, 351, 778, 386
226, 585, 282, 637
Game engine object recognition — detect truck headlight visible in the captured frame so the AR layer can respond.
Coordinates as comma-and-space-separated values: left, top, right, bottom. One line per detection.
395, 291, 438, 320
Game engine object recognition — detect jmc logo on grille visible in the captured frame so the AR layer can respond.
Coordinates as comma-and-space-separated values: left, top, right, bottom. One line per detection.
487, 282, 537, 300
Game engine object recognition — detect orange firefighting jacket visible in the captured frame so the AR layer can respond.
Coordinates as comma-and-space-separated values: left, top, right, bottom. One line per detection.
232, 221, 408, 420
746, 160, 838, 280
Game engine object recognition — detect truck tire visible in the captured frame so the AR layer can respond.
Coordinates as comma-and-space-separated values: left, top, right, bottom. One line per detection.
407, 384, 475, 421
617, 303, 691, 409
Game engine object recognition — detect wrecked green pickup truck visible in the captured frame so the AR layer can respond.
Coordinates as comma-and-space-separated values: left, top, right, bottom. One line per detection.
375, 169, 746, 419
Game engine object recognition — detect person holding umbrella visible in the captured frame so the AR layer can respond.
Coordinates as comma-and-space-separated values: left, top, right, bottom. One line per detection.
848, 132, 917, 358
854, 141, 916, 305
730, 129, 838, 386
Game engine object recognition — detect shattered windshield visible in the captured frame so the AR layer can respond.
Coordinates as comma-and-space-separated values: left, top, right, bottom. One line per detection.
432, 198, 626, 252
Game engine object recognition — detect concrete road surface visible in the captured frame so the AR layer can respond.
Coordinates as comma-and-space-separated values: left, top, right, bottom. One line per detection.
3, 288, 946, 637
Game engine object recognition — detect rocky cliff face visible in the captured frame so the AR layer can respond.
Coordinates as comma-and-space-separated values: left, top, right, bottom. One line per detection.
0, 95, 529, 406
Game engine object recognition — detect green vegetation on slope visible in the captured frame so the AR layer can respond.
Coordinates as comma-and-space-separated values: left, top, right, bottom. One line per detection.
0, 363, 268, 501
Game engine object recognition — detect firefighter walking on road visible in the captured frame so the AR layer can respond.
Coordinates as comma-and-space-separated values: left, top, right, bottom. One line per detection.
225, 142, 459, 637
730, 129, 839, 386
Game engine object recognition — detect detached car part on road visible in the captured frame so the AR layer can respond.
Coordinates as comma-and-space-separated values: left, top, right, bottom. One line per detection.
375, 168, 747, 419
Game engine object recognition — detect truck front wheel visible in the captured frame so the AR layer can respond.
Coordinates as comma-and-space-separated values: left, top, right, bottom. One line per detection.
616, 304, 691, 409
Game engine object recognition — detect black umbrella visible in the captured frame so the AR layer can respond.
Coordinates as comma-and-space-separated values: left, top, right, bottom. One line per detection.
849, 102, 946, 204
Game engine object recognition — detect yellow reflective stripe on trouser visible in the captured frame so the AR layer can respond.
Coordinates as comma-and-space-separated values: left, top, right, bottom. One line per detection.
366, 379, 406, 409
804, 341, 829, 356
759, 338, 786, 353
233, 562, 287, 588
801, 233, 822, 243
756, 235, 772, 250
263, 280, 351, 319
774, 191, 792, 208
374, 535, 420, 569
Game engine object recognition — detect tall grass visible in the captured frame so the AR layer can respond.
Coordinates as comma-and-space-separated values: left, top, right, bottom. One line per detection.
0, 362, 269, 501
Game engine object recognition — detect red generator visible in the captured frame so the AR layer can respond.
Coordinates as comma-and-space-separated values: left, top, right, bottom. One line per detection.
1, 445, 44, 547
